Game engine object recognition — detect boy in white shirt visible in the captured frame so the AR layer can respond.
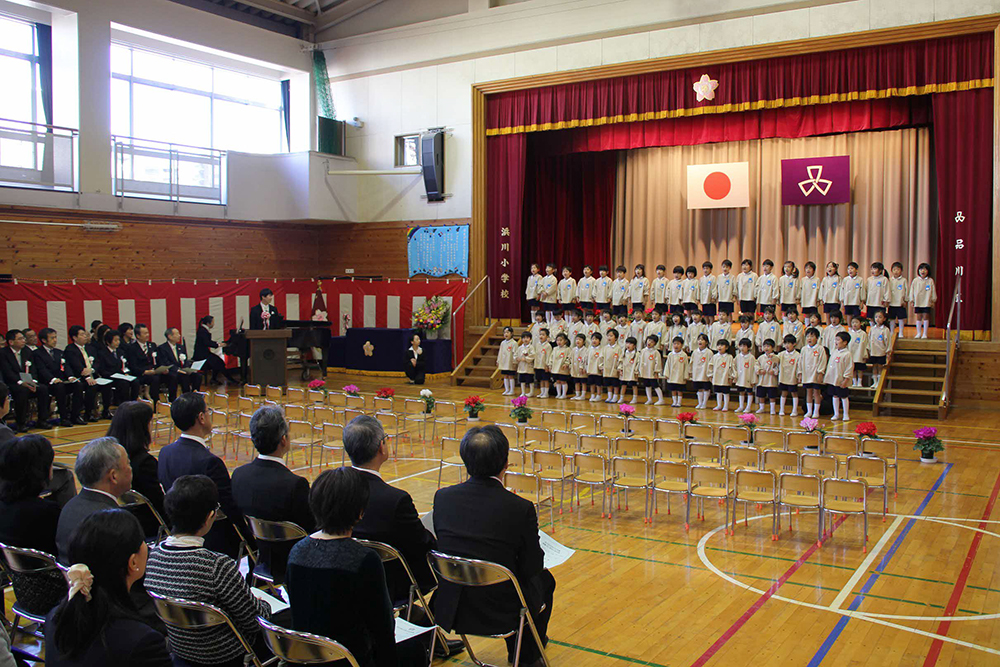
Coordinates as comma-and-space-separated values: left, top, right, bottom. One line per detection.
651, 264, 670, 314
515, 331, 536, 397
865, 262, 888, 320
583, 311, 599, 338
781, 308, 804, 350
840, 262, 865, 320
735, 315, 756, 356
821, 310, 846, 355
689, 334, 714, 409
685, 309, 709, 354
525, 263, 543, 322
754, 338, 779, 414
629, 264, 649, 313
611, 265, 631, 318
737, 259, 758, 316
548, 333, 572, 399
778, 261, 800, 318
777, 334, 802, 417
709, 339, 735, 412
824, 331, 854, 420
799, 261, 821, 321
593, 265, 613, 314
699, 261, 718, 319
586, 332, 605, 402
534, 328, 553, 398
645, 309, 667, 351
598, 310, 616, 345
629, 309, 646, 343
682, 266, 699, 319
887, 261, 908, 339
667, 265, 685, 319
558, 266, 577, 310
576, 265, 596, 312
539, 263, 559, 325
601, 329, 623, 403
848, 315, 869, 387
717, 259, 737, 317
663, 336, 689, 408
616, 315, 630, 343
550, 310, 568, 340
639, 335, 666, 405
867, 309, 891, 388
708, 310, 734, 349
619, 337, 640, 404
568, 309, 586, 342
909, 262, 937, 338
755, 259, 779, 313
800, 327, 828, 419
734, 338, 756, 413
754, 307, 780, 353
497, 326, 517, 396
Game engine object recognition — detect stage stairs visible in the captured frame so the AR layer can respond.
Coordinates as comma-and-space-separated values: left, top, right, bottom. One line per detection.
451, 321, 530, 389
873, 336, 956, 420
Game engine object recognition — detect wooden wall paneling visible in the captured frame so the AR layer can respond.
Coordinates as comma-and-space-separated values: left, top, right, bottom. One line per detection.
322, 218, 471, 279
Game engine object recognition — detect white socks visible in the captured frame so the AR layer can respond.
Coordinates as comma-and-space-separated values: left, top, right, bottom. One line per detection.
779, 396, 786, 415
503, 377, 515, 394
654, 387, 665, 405
841, 397, 850, 421
831, 397, 850, 420
714, 393, 724, 411
520, 383, 534, 397
645, 387, 654, 404
696, 390, 710, 409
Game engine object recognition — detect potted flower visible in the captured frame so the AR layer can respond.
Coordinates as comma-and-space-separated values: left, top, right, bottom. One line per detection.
419, 388, 435, 413
510, 395, 532, 424
855, 421, 879, 439
342, 384, 360, 398
375, 387, 395, 399
464, 395, 486, 421
677, 411, 698, 425
914, 426, 944, 463
619, 403, 635, 434
737, 413, 760, 442
799, 417, 827, 437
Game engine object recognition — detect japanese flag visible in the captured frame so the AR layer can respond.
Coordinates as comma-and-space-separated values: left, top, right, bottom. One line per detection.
687, 162, 750, 209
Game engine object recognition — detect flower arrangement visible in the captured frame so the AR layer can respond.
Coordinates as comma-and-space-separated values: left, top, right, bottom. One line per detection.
419, 388, 435, 412
412, 296, 450, 331
799, 417, 827, 437
677, 412, 699, 424
510, 395, 533, 423
375, 387, 395, 399
619, 403, 636, 416
913, 426, 944, 460
342, 384, 360, 397
464, 395, 486, 419
855, 422, 879, 439
342, 312, 351, 331
308, 379, 326, 390
738, 413, 760, 434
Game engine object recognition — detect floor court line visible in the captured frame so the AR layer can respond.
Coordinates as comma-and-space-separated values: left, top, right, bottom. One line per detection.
806, 462, 953, 667
921, 468, 1000, 667
830, 515, 904, 610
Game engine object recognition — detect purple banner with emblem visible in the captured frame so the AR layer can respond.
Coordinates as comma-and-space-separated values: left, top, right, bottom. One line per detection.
780, 155, 850, 205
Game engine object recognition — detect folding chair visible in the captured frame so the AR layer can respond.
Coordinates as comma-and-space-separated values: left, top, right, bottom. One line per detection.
540, 411, 568, 431
438, 436, 466, 488
121, 490, 171, 544
732, 469, 778, 539
683, 423, 715, 442
284, 404, 308, 421
287, 419, 320, 470
612, 436, 647, 459
237, 395, 258, 417
626, 416, 654, 440
319, 422, 346, 468
0, 543, 67, 641
209, 392, 233, 423
522, 426, 551, 450
821, 435, 859, 468
760, 448, 799, 475
232, 412, 255, 461
655, 418, 681, 439
377, 411, 411, 458
504, 471, 554, 528
551, 429, 579, 452
532, 449, 572, 515
496, 423, 522, 449
578, 434, 610, 456
686, 465, 731, 531
265, 385, 285, 404
651, 459, 689, 518
507, 447, 526, 473
568, 412, 597, 436
751, 427, 785, 451
572, 452, 611, 517
312, 406, 337, 428
821, 477, 869, 551
688, 442, 722, 467
434, 400, 468, 439
724, 445, 759, 471
149, 592, 277, 667
786, 431, 821, 452
650, 438, 687, 462
861, 437, 898, 496
598, 414, 627, 436
345, 394, 367, 413
244, 516, 308, 588
611, 456, 650, 521
243, 383, 263, 404
846, 455, 888, 519
426, 551, 552, 667
154, 401, 175, 444
719, 424, 752, 446
801, 452, 839, 479
326, 391, 348, 412
344, 408, 367, 426
286, 387, 306, 404
778, 473, 822, 542
257, 616, 361, 667
373, 396, 395, 414
403, 399, 434, 441
209, 409, 233, 459
307, 389, 327, 410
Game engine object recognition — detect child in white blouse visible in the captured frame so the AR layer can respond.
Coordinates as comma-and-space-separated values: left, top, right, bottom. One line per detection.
867, 309, 891, 388
611, 265, 631, 318
515, 331, 535, 397
779, 261, 799, 318
710, 339, 735, 412
799, 261, 820, 321
525, 263, 542, 321
689, 334, 714, 409
734, 338, 756, 413
629, 264, 649, 312
848, 315, 869, 387
662, 336, 689, 408
820, 261, 842, 325
601, 329, 623, 403
800, 327, 828, 419
887, 261, 908, 339
639, 335, 665, 405
909, 262, 937, 338
619, 337, 640, 404
548, 333, 572, 399
558, 266, 577, 309
497, 326, 517, 395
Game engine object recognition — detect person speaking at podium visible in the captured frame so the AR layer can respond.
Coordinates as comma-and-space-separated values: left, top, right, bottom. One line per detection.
250, 289, 284, 331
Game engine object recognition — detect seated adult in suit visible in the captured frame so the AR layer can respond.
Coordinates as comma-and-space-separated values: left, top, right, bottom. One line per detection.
55, 437, 133, 564
1, 328, 52, 432
194, 316, 237, 387
127, 324, 168, 403
0, 434, 66, 617
64, 325, 106, 422
432, 426, 556, 667
36, 328, 86, 427
157, 328, 202, 397
107, 401, 166, 539
157, 393, 247, 559
249, 288, 284, 331
94, 330, 140, 407
45, 510, 172, 667
231, 405, 313, 583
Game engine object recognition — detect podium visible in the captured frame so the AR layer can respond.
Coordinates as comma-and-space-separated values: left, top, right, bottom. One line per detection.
246, 329, 291, 387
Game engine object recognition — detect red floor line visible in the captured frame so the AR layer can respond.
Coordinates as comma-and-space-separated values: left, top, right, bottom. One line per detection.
688, 514, 847, 667
922, 470, 1000, 667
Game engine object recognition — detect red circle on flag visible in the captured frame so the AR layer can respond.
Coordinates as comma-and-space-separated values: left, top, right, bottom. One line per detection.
704, 171, 731, 200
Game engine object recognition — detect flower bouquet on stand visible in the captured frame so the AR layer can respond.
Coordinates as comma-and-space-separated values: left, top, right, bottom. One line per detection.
343, 384, 360, 398
914, 426, 944, 463
464, 396, 486, 421
510, 396, 532, 424
412, 297, 450, 340
737, 412, 760, 443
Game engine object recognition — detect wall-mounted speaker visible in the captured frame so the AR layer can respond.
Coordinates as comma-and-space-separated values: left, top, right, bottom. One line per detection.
420, 130, 445, 202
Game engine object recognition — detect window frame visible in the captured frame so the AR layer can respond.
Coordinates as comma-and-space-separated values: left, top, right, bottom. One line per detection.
0, 12, 41, 127
394, 133, 421, 168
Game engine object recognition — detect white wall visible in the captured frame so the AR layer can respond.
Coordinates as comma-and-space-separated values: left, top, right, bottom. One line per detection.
323, 0, 1000, 224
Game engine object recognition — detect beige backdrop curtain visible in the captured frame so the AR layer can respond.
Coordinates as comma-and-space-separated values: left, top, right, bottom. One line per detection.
612, 128, 934, 282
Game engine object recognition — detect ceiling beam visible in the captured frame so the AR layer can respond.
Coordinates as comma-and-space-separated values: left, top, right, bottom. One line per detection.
235, 0, 316, 24
315, 0, 385, 32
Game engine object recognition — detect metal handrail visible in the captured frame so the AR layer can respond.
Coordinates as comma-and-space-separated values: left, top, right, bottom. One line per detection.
451, 274, 491, 368
941, 271, 962, 406
111, 134, 227, 155
0, 117, 80, 134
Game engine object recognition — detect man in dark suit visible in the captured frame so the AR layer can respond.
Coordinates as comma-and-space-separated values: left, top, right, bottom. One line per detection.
157, 393, 248, 559
432, 426, 556, 667
232, 405, 312, 583
55, 437, 133, 563
157, 328, 202, 399
126, 324, 169, 403
93, 330, 139, 407
63, 325, 104, 422
249, 288, 284, 330
35, 327, 85, 426
1, 329, 52, 432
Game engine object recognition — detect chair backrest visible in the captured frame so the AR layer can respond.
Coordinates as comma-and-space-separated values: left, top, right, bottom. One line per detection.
629, 417, 656, 439
752, 428, 785, 450
373, 396, 394, 413
725, 445, 759, 470
786, 431, 821, 452
210, 392, 229, 409
243, 384, 262, 398
613, 437, 647, 458
427, 551, 527, 596
689, 464, 728, 491
598, 414, 626, 436
651, 438, 687, 461
139, 397, 155, 410
149, 591, 263, 666
861, 437, 897, 462
569, 412, 596, 432
734, 469, 776, 500
436, 400, 459, 418
540, 411, 568, 430
531, 450, 564, 476
761, 449, 799, 474
239, 412, 254, 431
653, 459, 688, 485
0, 543, 62, 576
579, 434, 610, 455
496, 423, 521, 447
285, 404, 307, 421
307, 389, 326, 405
265, 385, 284, 400
327, 392, 348, 408
800, 453, 838, 478
507, 447, 525, 472
778, 473, 820, 504
688, 442, 722, 466
612, 456, 648, 481
523, 427, 551, 450
312, 407, 336, 425
257, 616, 361, 666
321, 422, 343, 444
237, 396, 256, 414
403, 398, 427, 415
846, 455, 886, 484
504, 471, 542, 500
345, 395, 366, 411
719, 425, 752, 446
120, 490, 171, 537
344, 408, 366, 424
286, 387, 305, 403
289, 419, 316, 441
210, 409, 229, 428
246, 516, 308, 544
552, 429, 579, 451
441, 436, 461, 458
822, 435, 859, 459
684, 423, 715, 442
655, 418, 681, 438
376, 411, 402, 432
573, 451, 607, 475
155, 401, 172, 418
822, 477, 867, 505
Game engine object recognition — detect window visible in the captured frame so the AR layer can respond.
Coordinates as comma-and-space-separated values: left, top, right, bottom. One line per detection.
110, 43, 284, 154
395, 134, 420, 167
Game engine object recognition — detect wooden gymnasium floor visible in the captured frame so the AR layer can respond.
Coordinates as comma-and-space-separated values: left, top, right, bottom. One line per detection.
12, 372, 1000, 667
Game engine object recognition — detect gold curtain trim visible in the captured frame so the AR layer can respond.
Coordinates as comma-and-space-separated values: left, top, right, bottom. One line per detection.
484, 79, 994, 136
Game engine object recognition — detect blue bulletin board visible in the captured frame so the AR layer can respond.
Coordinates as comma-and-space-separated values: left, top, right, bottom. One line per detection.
407, 225, 469, 278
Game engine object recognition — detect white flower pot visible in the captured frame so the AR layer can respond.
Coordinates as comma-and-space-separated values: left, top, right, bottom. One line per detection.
920, 452, 937, 463
468, 415, 481, 422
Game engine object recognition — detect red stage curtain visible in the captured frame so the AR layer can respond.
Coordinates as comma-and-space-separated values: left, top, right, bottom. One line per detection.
931, 88, 993, 330
487, 133, 527, 318
522, 150, 617, 319
487, 33, 992, 135
530, 97, 931, 155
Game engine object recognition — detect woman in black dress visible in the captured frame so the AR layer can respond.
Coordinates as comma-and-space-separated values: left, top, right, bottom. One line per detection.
106, 402, 164, 539
404, 334, 425, 385
193, 316, 237, 387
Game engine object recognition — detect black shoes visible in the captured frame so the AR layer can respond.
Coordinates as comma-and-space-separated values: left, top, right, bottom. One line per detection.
434, 638, 466, 658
